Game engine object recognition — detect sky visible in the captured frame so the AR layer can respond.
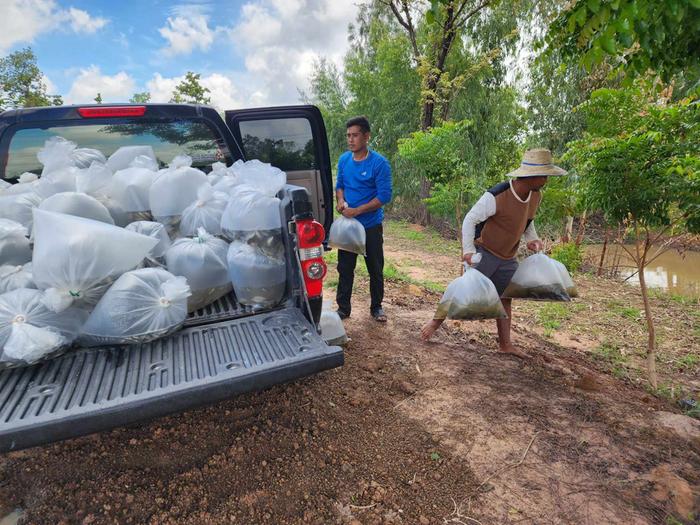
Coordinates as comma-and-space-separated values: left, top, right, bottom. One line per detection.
0, 0, 358, 109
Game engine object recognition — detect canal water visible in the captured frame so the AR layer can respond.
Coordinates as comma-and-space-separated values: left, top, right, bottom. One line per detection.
584, 245, 700, 299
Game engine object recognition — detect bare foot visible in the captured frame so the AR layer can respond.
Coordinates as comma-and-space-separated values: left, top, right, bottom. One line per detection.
498, 344, 528, 359
421, 319, 443, 341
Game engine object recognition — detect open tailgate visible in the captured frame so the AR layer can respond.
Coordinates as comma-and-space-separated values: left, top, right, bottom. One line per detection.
0, 307, 342, 452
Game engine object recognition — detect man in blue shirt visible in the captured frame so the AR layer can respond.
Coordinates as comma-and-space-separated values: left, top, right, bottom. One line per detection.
335, 116, 393, 322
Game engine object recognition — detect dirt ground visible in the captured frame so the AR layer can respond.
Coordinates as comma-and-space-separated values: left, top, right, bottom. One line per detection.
1, 224, 699, 524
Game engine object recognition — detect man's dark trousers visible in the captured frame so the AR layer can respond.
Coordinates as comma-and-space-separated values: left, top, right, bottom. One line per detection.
336, 224, 384, 315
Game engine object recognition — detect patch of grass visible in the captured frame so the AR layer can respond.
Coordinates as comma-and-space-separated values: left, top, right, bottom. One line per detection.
606, 301, 642, 320
675, 353, 699, 372
592, 343, 630, 378
384, 220, 460, 256
537, 303, 569, 337
430, 451, 441, 461
323, 249, 338, 265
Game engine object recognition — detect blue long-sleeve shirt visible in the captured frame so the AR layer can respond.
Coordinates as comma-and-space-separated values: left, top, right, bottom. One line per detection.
335, 150, 392, 229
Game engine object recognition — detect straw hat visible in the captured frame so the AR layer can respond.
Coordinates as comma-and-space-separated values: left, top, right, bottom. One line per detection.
506, 148, 567, 178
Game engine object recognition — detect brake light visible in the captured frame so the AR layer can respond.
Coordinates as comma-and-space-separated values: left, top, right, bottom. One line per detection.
78, 106, 146, 118
297, 220, 325, 248
296, 219, 326, 297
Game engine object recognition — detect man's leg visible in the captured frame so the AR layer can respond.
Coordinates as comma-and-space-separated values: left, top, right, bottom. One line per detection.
336, 249, 358, 317
364, 224, 386, 320
421, 316, 445, 341
495, 298, 525, 357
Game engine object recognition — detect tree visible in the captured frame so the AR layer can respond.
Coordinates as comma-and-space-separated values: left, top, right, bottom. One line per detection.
170, 72, 211, 104
130, 92, 151, 103
565, 85, 700, 388
544, 0, 700, 81
0, 47, 62, 108
94, 93, 103, 104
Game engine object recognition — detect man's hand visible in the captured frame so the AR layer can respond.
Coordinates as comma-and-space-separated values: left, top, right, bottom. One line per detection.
341, 207, 360, 218
336, 200, 347, 213
462, 253, 475, 265
527, 239, 544, 253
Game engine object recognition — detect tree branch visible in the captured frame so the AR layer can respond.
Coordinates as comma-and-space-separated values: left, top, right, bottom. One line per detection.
455, 0, 492, 29
381, 0, 421, 62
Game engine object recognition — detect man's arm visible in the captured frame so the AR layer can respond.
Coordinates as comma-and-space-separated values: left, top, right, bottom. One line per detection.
462, 192, 496, 261
523, 221, 543, 252
336, 189, 346, 213
342, 197, 383, 217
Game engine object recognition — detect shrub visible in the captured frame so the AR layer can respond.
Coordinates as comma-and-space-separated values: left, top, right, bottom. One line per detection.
550, 242, 583, 273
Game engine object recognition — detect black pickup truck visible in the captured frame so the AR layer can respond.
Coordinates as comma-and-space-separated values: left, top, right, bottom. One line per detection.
0, 103, 343, 452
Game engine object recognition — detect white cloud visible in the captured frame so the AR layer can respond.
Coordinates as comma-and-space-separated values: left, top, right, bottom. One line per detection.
65, 66, 135, 104
41, 74, 58, 95
146, 72, 245, 110
67, 7, 108, 34
230, 0, 356, 106
0, 0, 109, 54
158, 14, 223, 56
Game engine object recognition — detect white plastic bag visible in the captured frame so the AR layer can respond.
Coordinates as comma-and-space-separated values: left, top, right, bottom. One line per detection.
0, 192, 43, 229
95, 195, 130, 227
436, 254, 507, 320
0, 180, 10, 192
39, 192, 115, 224
79, 268, 191, 347
206, 162, 228, 186
35, 167, 78, 198
230, 159, 286, 197
125, 221, 172, 266
165, 228, 231, 312
2, 174, 40, 195
0, 219, 31, 266
149, 155, 208, 221
37, 136, 77, 175
110, 167, 155, 212
32, 209, 158, 312
107, 146, 157, 173
319, 301, 347, 345
221, 184, 282, 238
75, 161, 112, 196
0, 263, 35, 294
179, 184, 228, 236
551, 258, 579, 298
227, 242, 286, 309
503, 253, 573, 302
71, 148, 107, 169
0, 288, 88, 368
328, 216, 366, 256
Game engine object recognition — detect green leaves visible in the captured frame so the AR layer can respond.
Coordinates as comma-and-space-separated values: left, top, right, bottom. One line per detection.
565, 85, 700, 234
0, 47, 62, 109
545, 0, 700, 81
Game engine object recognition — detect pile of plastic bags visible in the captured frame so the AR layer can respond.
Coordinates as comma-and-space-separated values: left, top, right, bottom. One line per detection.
0, 136, 292, 368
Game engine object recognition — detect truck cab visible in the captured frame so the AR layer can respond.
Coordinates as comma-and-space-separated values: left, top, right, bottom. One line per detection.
0, 103, 342, 452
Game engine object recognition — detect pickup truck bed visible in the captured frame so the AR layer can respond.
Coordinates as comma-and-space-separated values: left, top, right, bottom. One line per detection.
0, 291, 342, 452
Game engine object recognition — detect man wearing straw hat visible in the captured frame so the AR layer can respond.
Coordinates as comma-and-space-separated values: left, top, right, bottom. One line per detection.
420, 148, 567, 357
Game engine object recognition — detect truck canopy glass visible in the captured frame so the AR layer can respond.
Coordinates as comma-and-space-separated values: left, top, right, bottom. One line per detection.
3, 119, 232, 180
238, 117, 316, 171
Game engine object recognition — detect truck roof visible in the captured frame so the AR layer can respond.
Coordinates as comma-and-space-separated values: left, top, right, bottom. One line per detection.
0, 103, 221, 125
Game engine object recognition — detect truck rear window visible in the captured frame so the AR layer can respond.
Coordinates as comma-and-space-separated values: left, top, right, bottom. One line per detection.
3, 120, 231, 180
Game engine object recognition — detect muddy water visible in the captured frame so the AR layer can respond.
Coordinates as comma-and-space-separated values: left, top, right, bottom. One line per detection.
585, 244, 700, 299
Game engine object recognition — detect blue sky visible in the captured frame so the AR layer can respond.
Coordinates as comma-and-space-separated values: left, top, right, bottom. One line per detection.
1, 0, 356, 108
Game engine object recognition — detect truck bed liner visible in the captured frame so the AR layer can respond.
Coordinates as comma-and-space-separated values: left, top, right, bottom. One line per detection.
0, 307, 342, 452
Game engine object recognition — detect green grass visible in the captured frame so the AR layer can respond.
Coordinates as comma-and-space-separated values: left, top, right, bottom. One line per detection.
535, 302, 585, 337
606, 301, 642, 320
675, 353, 700, 372
384, 220, 461, 256
592, 343, 630, 378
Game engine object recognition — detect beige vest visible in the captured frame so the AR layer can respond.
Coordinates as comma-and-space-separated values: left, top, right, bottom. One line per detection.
476, 182, 541, 260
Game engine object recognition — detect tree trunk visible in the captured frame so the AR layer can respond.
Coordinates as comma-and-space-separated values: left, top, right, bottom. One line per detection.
597, 229, 609, 277
635, 236, 657, 389
562, 216, 574, 243
575, 210, 588, 246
